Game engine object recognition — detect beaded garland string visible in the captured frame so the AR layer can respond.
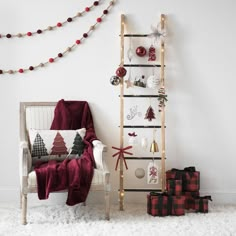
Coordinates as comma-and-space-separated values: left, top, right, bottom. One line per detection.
0, 1, 101, 39
0, 0, 116, 75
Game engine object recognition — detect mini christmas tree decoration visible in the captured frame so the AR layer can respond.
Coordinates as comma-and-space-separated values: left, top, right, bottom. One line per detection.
145, 105, 156, 121
116, 66, 127, 77
110, 75, 121, 86
148, 45, 156, 61
136, 46, 146, 57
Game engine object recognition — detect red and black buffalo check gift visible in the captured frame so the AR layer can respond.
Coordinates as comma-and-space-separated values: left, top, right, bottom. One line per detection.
147, 192, 185, 216
171, 195, 185, 216
184, 191, 200, 209
166, 167, 200, 192
147, 192, 171, 216
166, 179, 182, 196
195, 196, 212, 213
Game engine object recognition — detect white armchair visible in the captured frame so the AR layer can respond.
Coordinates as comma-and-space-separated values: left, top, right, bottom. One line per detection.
19, 102, 110, 225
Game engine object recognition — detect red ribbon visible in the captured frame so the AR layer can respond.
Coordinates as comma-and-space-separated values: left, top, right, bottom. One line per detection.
112, 146, 133, 170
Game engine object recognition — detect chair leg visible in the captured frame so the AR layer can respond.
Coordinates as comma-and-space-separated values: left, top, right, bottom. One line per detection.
105, 190, 110, 220
20, 191, 22, 209
21, 194, 27, 225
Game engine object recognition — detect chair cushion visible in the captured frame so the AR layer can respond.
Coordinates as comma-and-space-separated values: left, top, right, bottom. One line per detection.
28, 128, 86, 165
28, 168, 105, 187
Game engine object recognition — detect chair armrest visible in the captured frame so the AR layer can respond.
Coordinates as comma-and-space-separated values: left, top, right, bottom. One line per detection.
92, 140, 108, 171
19, 141, 32, 176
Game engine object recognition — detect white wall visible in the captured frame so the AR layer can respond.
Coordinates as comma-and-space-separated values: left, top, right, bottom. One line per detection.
0, 0, 236, 205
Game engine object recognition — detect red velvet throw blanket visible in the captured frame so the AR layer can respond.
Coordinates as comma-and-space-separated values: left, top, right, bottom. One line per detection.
34, 99, 97, 205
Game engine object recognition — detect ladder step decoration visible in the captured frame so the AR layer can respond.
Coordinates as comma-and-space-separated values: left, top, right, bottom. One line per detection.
110, 14, 166, 211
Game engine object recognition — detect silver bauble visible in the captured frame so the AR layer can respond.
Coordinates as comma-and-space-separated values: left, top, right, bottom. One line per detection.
110, 76, 120, 86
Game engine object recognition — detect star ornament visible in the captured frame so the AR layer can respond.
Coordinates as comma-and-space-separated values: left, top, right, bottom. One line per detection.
125, 79, 133, 88
148, 23, 166, 44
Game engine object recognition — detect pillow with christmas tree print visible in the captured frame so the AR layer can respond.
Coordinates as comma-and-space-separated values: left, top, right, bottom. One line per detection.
28, 128, 86, 164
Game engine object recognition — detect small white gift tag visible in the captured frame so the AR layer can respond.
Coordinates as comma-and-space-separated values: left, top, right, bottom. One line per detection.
147, 161, 159, 184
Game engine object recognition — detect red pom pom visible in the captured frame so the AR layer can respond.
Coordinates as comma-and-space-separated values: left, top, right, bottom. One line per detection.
19, 69, 24, 73
97, 18, 102, 23
85, 7, 90, 12
76, 40, 81, 44
49, 58, 54, 63
57, 22, 62, 27
27, 32, 32, 36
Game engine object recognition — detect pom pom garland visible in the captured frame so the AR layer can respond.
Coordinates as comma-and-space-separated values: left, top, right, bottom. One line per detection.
0, 0, 116, 75
0, 0, 101, 39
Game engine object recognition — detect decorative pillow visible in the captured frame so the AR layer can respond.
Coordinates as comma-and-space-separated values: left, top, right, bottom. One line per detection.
28, 128, 86, 164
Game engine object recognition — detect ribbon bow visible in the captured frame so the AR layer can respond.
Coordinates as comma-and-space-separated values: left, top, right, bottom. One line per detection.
196, 196, 212, 201
112, 146, 133, 171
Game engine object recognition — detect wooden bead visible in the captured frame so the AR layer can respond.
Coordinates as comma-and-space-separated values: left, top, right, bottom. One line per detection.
47, 26, 53, 31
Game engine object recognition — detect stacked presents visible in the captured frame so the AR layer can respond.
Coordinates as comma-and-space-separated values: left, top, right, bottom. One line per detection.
147, 166, 212, 216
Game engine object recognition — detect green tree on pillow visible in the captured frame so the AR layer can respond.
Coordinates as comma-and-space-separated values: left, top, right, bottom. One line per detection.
71, 132, 85, 156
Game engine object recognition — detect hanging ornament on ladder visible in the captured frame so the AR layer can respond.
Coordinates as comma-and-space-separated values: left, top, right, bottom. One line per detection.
147, 129, 159, 184
147, 162, 159, 184
145, 99, 156, 121
148, 45, 156, 61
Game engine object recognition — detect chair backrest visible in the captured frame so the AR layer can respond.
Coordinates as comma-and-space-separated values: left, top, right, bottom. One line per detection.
20, 102, 57, 142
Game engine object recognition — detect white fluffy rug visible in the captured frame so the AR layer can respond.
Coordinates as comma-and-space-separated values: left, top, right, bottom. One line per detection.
0, 203, 236, 236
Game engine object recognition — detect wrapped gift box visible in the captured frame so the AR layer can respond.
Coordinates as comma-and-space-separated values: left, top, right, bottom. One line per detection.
195, 196, 212, 213
166, 179, 182, 196
166, 167, 200, 192
183, 191, 200, 209
147, 192, 170, 216
171, 195, 185, 216
147, 192, 185, 216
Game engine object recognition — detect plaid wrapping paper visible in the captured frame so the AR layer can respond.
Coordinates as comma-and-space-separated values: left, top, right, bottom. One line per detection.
195, 196, 212, 213
166, 179, 182, 196
166, 167, 200, 192
183, 191, 200, 209
147, 192, 185, 216
147, 192, 171, 216
171, 195, 185, 216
